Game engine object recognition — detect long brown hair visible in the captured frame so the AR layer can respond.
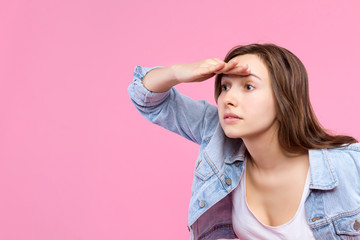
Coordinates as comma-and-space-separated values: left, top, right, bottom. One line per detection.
214, 43, 357, 153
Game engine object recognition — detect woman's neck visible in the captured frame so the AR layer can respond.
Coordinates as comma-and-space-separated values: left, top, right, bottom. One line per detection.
242, 128, 308, 174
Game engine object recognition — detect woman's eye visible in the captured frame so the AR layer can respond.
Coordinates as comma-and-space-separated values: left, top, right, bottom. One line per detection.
221, 85, 230, 91
245, 85, 255, 91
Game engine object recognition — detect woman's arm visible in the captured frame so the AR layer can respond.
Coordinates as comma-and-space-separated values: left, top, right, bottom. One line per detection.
141, 58, 241, 93
128, 58, 250, 145
141, 66, 178, 93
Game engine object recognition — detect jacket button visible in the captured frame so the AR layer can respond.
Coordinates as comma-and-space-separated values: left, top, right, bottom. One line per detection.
354, 220, 360, 231
199, 200, 205, 208
226, 178, 232, 185
311, 216, 323, 222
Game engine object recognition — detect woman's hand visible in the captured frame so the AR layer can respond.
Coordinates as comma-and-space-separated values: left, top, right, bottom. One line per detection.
171, 58, 251, 84
142, 57, 251, 93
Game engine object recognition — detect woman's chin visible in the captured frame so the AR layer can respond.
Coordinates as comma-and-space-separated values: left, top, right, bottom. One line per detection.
223, 131, 244, 139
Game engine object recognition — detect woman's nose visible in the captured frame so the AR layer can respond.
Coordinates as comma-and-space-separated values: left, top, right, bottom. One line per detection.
223, 90, 238, 107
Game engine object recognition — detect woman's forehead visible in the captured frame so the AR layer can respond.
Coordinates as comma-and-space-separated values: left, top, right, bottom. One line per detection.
230, 55, 270, 81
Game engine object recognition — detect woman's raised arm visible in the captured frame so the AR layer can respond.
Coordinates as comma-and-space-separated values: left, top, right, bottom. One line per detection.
142, 58, 245, 93
128, 58, 250, 145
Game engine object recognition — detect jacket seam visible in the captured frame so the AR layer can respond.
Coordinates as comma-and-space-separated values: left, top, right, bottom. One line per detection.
183, 103, 209, 145
310, 207, 360, 228
198, 223, 234, 240
332, 206, 360, 222
323, 149, 337, 185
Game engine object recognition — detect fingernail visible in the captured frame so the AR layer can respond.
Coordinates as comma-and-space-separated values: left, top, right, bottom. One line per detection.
242, 64, 248, 67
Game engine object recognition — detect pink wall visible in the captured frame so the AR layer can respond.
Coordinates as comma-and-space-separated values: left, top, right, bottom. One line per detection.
1, 0, 360, 239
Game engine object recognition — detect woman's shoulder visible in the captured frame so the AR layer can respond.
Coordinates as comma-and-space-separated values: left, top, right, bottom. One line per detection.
327, 142, 360, 155
325, 143, 360, 169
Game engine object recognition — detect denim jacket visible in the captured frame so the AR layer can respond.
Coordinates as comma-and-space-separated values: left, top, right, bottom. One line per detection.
128, 66, 360, 240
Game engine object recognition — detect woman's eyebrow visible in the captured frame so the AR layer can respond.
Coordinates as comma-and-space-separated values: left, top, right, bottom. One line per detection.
223, 73, 262, 81
249, 73, 262, 81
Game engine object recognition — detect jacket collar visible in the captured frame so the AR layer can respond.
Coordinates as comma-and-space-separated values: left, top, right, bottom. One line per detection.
203, 124, 245, 171
308, 148, 338, 190
204, 124, 338, 191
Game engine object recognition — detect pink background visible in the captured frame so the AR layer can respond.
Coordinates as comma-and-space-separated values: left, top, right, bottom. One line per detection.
1, 0, 360, 239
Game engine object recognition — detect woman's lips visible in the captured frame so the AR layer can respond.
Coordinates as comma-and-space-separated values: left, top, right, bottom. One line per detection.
224, 113, 243, 123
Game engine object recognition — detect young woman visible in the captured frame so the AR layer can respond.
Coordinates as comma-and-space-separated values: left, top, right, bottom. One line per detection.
128, 44, 360, 240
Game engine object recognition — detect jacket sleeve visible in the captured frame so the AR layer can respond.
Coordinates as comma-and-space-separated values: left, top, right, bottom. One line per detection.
128, 65, 219, 145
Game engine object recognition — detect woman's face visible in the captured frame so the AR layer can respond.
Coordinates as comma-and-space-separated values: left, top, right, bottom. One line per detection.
217, 54, 278, 140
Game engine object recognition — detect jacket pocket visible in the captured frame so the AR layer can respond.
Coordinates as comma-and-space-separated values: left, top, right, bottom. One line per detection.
194, 157, 215, 181
333, 211, 360, 239
191, 154, 217, 197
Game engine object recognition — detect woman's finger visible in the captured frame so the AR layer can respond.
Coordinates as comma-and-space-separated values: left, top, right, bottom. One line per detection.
214, 59, 238, 74
206, 58, 223, 65
217, 64, 250, 75
197, 61, 224, 76
232, 65, 251, 74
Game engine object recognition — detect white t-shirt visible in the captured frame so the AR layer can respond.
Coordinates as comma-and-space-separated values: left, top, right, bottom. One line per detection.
231, 161, 315, 240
